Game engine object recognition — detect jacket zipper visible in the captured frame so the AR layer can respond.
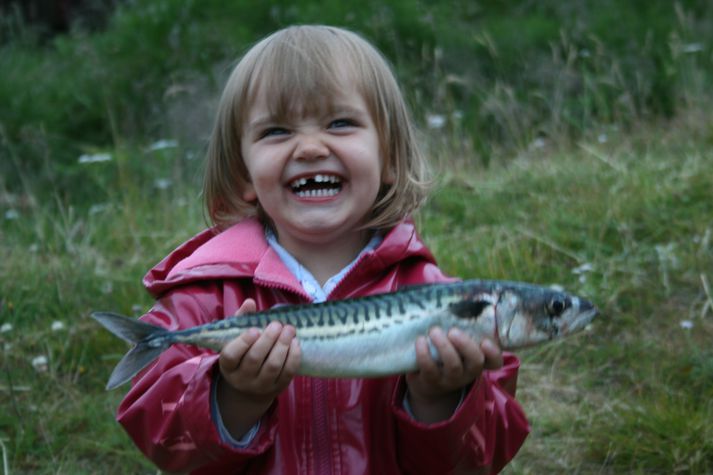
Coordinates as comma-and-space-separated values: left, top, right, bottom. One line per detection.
326, 252, 374, 301
312, 378, 333, 474
257, 254, 381, 474
306, 255, 377, 474
254, 278, 334, 472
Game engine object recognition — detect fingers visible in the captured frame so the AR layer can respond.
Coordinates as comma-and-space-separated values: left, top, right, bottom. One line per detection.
413, 327, 471, 393
447, 328, 484, 376
234, 298, 257, 316
238, 322, 284, 377
412, 327, 504, 394
220, 327, 260, 372
424, 327, 463, 379
277, 335, 302, 389
219, 321, 300, 397
259, 324, 297, 384
479, 338, 504, 370
414, 335, 438, 374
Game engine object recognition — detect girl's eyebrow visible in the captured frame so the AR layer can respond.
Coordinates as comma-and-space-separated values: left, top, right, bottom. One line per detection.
244, 104, 370, 134
244, 116, 278, 134
329, 104, 368, 118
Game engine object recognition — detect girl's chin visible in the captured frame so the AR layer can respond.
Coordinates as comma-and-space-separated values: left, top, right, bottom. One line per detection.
275, 216, 365, 242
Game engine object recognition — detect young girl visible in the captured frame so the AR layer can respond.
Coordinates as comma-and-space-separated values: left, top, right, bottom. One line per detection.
117, 25, 529, 474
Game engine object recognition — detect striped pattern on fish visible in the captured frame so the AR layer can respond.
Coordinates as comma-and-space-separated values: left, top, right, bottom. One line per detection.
92, 279, 598, 390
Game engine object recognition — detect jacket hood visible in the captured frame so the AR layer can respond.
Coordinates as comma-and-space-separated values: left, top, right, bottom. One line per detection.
143, 217, 436, 298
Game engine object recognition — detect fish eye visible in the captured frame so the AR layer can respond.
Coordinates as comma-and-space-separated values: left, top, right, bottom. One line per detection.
547, 297, 568, 317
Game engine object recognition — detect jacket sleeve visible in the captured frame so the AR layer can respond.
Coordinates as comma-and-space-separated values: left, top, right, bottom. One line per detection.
115, 284, 278, 473
391, 353, 530, 474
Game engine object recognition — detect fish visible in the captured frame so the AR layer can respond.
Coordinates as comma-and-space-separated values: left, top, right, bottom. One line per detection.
92, 279, 597, 390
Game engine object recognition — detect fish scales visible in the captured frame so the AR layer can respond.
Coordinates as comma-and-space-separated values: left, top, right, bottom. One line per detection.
92, 279, 598, 389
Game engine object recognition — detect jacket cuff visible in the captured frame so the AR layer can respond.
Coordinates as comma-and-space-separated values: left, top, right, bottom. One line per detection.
118, 351, 279, 471
391, 375, 488, 470
210, 372, 262, 447
198, 356, 278, 457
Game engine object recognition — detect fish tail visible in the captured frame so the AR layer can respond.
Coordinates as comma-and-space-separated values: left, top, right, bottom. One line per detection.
91, 312, 169, 390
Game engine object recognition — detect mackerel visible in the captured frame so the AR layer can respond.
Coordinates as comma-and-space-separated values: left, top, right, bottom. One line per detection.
92, 279, 597, 390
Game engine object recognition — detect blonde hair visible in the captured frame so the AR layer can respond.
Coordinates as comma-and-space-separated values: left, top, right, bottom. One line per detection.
204, 25, 431, 231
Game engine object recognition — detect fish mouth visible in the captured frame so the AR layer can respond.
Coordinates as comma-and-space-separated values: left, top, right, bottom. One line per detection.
561, 298, 598, 334
288, 173, 343, 198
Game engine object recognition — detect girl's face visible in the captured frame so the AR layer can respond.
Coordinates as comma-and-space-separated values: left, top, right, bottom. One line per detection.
240, 85, 389, 251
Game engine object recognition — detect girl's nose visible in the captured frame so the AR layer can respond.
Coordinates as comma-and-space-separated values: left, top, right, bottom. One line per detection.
293, 134, 329, 161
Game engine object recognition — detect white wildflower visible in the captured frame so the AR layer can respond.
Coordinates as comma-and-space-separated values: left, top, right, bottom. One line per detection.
0, 323, 12, 333
679, 320, 694, 330
51, 320, 66, 332
78, 153, 112, 164
572, 263, 594, 275
656, 243, 680, 268
426, 114, 446, 129
32, 355, 49, 372
597, 133, 608, 143
5, 209, 19, 220
530, 138, 546, 150
682, 43, 704, 54
147, 139, 178, 152
154, 178, 172, 190
573, 263, 593, 283
89, 203, 109, 215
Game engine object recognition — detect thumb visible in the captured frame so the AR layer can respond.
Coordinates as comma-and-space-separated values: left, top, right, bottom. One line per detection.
234, 298, 257, 317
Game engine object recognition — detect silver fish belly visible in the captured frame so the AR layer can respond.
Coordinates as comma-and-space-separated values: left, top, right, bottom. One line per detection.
92, 280, 598, 389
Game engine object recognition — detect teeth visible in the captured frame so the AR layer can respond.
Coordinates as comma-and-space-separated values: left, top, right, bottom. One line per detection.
314, 174, 338, 183
295, 188, 340, 198
289, 174, 341, 188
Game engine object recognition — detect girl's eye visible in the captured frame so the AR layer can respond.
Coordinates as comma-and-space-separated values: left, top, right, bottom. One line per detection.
329, 118, 356, 129
260, 127, 289, 138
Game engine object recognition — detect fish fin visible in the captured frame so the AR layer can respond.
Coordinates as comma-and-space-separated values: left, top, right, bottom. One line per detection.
91, 312, 169, 390
105, 342, 165, 390
91, 311, 163, 343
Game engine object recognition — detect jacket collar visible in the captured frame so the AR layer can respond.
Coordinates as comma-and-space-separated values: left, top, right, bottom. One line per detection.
143, 217, 435, 298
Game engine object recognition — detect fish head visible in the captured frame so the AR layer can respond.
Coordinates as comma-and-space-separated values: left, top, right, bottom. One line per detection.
496, 285, 598, 349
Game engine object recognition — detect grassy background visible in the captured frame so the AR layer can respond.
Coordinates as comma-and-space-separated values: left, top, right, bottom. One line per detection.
1, 0, 712, 473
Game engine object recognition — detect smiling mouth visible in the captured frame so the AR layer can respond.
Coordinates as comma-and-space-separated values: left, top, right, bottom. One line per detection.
288, 174, 343, 198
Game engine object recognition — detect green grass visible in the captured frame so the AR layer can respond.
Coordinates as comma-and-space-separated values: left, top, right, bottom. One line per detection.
2, 1, 713, 473
3, 0, 713, 194
2, 114, 712, 473
420, 115, 713, 473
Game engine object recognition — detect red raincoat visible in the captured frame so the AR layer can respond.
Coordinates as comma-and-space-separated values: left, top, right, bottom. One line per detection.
117, 218, 529, 474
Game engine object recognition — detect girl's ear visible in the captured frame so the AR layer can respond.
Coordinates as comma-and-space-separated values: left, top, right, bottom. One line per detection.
242, 182, 257, 202
382, 165, 396, 185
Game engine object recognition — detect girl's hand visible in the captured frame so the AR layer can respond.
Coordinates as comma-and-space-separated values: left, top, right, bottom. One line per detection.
216, 299, 301, 439
405, 327, 503, 423
219, 299, 301, 403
